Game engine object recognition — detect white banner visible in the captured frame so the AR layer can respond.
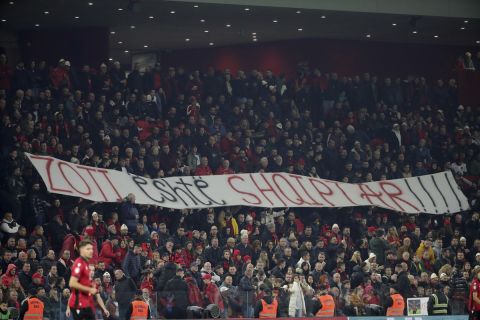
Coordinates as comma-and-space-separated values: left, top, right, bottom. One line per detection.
26, 153, 469, 214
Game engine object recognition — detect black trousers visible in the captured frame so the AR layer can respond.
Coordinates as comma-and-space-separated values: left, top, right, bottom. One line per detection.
71, 307, 95, 320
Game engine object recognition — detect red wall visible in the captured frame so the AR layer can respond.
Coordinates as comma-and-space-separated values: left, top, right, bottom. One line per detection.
458, 71, 480, 105
161, 38, 472, 80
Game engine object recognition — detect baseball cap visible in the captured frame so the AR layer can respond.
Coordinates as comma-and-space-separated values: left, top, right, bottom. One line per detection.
430, 273, 438, 279
32, 272, 42, 280
202, 274, 212, 280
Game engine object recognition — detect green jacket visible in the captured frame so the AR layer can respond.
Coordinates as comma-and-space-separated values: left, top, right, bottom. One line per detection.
0, 309, 10, 320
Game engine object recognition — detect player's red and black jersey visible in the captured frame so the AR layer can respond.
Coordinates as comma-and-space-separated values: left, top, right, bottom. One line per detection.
68, 257, 93, 309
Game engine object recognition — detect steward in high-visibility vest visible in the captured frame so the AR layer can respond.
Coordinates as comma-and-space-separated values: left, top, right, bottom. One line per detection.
126, 292, 151, 320
255, 287, 279, 318
315, 291, 335, 317
19, 288, 45, 320
428, 286, 451, 316
386, 287, 405, 316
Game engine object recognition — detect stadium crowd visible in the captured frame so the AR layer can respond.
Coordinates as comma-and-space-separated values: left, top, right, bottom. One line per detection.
0, 51, 479, 319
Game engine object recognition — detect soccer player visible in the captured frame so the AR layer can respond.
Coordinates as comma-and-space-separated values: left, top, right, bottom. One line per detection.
67, 239, 100, 320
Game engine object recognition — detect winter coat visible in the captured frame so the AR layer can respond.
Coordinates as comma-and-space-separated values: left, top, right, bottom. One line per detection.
113, 275, 137, 305
164, 275, 190, 309
0, 264, 17, 287
351, 265, 366, 289
238, 275, 256, 305
288, 281, 306, 316
122, 250, 141, 281
156, 262, 177, 291
120, 202, 139, 232
204, 282, 225, 311
185, 276, 203, 307
369, 236, 389, 265
416, 242, 436, 264
99, 240, 116, 268
203, 246, 223, 266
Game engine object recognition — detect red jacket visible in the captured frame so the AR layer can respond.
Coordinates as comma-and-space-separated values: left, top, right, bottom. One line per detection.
173, 252, 186, 267
215, 166, 234, 175
50, 67, 68, 88
181, 249, 194, 267
0, 264, 17, 287
185, 276, 203, 307
99, 240, 117, 268
195, 165, 212, 176
60, 234, 79, 260
115, 247, 127, 265
140, 277, 154, 293
204, 282, 224, 311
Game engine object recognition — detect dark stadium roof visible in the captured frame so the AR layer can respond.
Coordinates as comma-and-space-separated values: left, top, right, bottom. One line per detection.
1, 0, 479, 51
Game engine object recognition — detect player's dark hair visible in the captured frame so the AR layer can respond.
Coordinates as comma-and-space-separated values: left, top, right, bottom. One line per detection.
78, 239, 93, 249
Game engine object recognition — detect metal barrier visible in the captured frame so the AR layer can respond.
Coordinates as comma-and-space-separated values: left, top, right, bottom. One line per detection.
45, 290, 470, 320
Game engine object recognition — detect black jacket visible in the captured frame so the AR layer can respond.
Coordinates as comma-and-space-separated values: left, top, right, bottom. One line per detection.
156, 262, 177, 291
204, 246, 223, 266
164, 275, 189, 309
397, 271, 413, 299
19, 271, 32, 291
350, 265, 365, 289
113, 275, 137, 305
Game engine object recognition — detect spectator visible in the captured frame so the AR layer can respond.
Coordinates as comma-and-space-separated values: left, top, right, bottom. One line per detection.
0, 53, 479, 319
204, 237, 223, 267
164, 266, 189, 318
202, 273, 225, 316
99, 237, 119, 269
121, 193, 139, 232
0, 264, 18, 287
123, 244, 142, 282
288, 271, 309, 317
369, 229, 389, 266
238, 263, 256, 317
113, 268, 137, 319
194, 156, 213, 176
0, 212, 19, 238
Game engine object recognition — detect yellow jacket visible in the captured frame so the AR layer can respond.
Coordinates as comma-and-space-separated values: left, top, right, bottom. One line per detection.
416, 242, 435, 264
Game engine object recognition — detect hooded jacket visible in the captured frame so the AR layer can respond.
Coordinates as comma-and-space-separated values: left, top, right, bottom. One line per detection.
0, 264, 17, 287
